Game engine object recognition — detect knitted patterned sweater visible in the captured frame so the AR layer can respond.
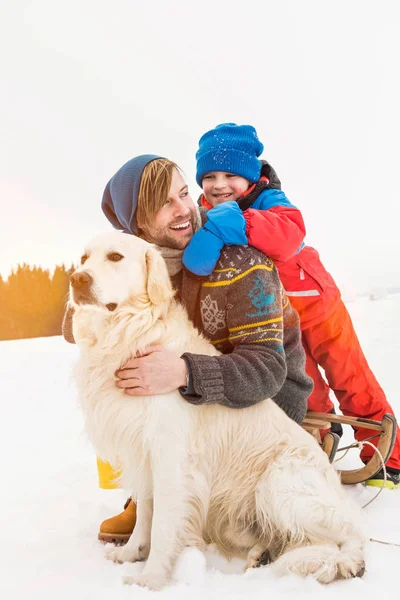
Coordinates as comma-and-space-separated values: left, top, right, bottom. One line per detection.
174, 245, 312, 423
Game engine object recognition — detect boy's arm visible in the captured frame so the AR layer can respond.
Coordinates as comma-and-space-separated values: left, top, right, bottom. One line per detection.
182, 202, 247, 276
244, 201, 306, 262
180, 256, 298, 417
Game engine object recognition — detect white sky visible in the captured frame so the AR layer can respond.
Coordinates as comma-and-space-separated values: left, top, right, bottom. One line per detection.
1, 0, 399, 293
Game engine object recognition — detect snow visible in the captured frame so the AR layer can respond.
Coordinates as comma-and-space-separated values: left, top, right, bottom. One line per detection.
1, 295, 399, 599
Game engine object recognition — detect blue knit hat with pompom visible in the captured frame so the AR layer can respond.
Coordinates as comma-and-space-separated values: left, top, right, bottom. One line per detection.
196, 123, 264, 187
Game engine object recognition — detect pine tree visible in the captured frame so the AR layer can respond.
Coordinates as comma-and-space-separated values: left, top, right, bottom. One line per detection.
48, 264, 72, 335
0, 262, 75, 341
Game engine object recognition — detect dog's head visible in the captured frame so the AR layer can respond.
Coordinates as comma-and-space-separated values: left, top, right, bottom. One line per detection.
70, 231, 174, 314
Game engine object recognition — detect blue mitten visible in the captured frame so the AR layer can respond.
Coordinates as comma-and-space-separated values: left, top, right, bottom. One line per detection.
206, 202, 248, 245
183, 202, 248, 276
183, 227, 224, 276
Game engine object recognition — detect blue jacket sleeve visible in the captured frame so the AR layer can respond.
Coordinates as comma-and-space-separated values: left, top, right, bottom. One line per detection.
183, 202, 248, 276
251, 188, 296, 210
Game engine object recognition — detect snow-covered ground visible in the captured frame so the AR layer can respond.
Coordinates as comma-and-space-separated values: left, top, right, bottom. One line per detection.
1, 296, 399, 600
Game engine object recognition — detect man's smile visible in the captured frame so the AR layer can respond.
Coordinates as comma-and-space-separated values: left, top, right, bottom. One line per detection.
170, 220, 191, 231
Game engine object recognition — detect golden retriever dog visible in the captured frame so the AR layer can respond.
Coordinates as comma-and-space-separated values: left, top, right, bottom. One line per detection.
70, 231, 365, 590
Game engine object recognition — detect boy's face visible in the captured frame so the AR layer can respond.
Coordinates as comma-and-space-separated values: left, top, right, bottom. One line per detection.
141, 169, 197, 249
202, 172, 251, 207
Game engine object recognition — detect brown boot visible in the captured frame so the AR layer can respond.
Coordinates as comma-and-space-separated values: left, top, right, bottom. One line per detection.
98, 497, 137, 543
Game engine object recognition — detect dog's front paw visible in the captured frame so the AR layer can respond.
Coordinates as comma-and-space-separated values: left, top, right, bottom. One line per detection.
122, 572, 168, 590
105, 543, 148, 564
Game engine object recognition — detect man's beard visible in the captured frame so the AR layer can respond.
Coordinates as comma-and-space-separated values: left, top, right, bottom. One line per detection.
144, 211, 197, 250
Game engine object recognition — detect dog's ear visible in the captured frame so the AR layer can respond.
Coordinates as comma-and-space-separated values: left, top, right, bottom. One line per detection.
145, 246, 174, 306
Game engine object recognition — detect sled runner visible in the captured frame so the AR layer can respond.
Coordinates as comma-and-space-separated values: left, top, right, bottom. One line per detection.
303, 411, 397, 484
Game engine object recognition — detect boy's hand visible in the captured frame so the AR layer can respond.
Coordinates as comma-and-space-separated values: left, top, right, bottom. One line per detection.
206, 202, 248, 245
182, 202, 247, 277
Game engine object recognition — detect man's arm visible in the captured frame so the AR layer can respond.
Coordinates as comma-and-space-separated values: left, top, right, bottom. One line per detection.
117, 257, 286, 406
116, 251, 310, 423
181, 257, 288, 409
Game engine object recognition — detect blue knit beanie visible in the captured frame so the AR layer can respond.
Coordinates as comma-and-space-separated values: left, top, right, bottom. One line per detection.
195, 123, 264, 187
101, 154, 162, 235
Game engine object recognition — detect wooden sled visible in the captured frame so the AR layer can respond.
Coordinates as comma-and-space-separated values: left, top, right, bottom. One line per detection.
302, 411, 397, 484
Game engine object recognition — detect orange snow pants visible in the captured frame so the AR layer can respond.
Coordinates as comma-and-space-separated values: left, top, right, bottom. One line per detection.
298, 299, 400, 470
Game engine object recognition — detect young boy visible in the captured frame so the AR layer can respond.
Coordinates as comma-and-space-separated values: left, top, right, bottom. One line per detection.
183, 122, 400, 489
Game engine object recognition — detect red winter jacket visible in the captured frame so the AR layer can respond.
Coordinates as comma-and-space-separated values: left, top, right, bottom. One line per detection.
244, 203, 341, 330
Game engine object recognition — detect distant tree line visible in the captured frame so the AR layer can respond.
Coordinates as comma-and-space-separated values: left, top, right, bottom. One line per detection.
0, 263, 75, 341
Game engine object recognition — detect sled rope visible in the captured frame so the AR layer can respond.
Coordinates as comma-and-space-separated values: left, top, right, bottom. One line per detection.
366, 442, 400, 546
370, 538, 400, 548
334, 439, 387, 507
357, 441, 387, 509
323, 424, 397, 544
333, 446, 351, 463
334, 433, 380, 462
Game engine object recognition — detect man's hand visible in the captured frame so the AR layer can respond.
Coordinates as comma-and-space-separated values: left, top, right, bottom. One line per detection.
115, 345, 188, 396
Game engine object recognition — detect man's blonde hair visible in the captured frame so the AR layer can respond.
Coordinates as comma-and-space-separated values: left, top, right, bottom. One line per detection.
136, 158, 182, 231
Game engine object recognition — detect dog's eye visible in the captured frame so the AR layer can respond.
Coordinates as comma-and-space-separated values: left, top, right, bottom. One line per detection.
81, 254, 88, 265
108, 252, 124, 262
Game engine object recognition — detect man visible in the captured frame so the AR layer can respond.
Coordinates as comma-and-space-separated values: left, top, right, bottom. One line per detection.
63, 154, 313, 541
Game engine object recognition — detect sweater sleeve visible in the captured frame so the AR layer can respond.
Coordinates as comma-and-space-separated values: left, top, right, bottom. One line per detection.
181, 261, 288, 409
244, 189, 306, 262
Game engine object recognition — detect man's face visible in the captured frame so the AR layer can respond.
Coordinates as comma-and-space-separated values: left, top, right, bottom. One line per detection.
141, 169, 196, 249
202, 172, 251, 206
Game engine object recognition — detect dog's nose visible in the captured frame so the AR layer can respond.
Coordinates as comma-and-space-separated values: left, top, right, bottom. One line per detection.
70, 271, 93, 289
